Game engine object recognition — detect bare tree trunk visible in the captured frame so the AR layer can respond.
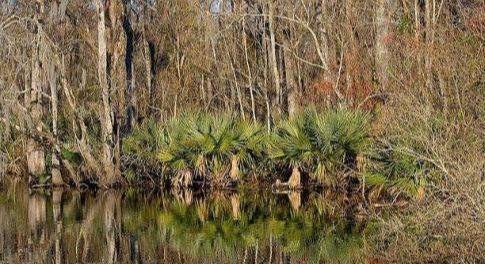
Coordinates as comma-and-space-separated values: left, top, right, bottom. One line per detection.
108, 0, 128, 185
48, 63, 64, 186
242, 16, 257, 122
229, 51, 246, 120
375, 0, 392, 91
283, 35, 297, 117
424, 0, 434, 93
143, 34, 154, 117
268, 2, 282, 115
262, 16, 272, 132
96, 0, 118, 187
27, 17, 46, 183
123, 6, 137, 132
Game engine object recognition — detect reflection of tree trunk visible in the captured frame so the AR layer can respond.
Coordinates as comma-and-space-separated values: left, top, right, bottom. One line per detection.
52, 190, 63, 264
129, 235, 141, 264
76, 194, 102, 262
229, 155, 239, 181
231, 194, 240, 220
288, 191, 301, 211
28, 193, 47, 261
103, 191, 122, 264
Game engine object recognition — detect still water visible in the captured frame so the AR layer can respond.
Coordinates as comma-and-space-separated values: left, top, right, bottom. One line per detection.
0, 182, 370, 264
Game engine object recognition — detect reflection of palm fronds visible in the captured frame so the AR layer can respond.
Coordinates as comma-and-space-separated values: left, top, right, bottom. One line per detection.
157, 191, 364, 262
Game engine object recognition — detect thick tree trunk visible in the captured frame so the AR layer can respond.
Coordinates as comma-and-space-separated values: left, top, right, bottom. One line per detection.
27, 20, 45, 183
96, 1, 119, 187
123, 5, 137, 132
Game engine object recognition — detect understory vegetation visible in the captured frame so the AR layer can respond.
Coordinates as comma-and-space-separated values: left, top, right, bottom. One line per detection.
121, 108, 430, 204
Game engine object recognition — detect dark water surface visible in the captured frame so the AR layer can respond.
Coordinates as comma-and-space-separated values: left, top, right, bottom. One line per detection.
0, 182, 370, 263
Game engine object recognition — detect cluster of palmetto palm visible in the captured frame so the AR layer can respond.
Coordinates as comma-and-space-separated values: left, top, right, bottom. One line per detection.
122, 109, 427, 200
268, 109, 370, 189
158, 112, 265, 187
156, 109, 375, 189
362, 141, 428, 200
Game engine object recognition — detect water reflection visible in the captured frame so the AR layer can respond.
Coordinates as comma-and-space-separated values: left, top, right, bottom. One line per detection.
0, 183, 368, 263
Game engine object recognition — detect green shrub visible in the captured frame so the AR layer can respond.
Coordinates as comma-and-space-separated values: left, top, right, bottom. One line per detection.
363, 142, 428, 199
269, 108, 370, 187
122, 119, 165, 182
158, 112, 265, 185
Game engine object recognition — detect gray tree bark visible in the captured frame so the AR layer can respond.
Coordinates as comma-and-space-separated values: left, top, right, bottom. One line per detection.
96, 0, 118, 187
27, 13, 46, 183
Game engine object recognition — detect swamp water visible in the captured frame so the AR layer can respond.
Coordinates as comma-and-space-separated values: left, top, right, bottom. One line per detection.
0, 183, 371, 263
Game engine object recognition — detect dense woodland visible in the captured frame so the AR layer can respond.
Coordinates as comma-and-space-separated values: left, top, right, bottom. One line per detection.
0, 0, 483, 261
